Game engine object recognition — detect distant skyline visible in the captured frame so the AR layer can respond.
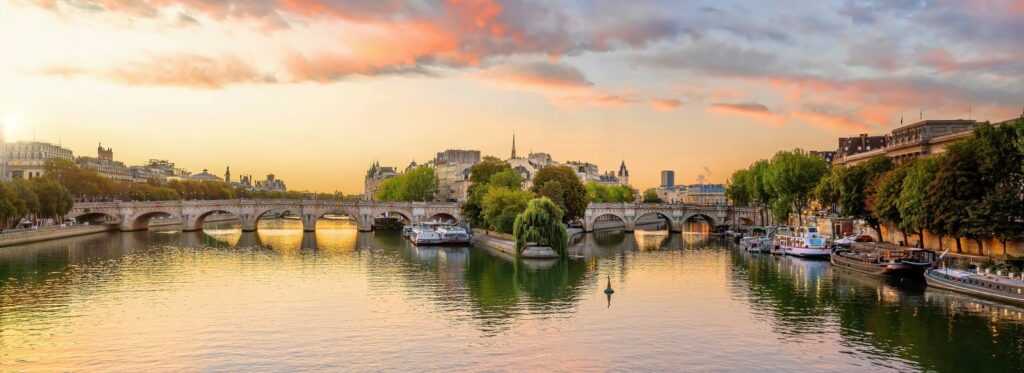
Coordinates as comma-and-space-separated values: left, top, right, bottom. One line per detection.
3, 1, 1022, 192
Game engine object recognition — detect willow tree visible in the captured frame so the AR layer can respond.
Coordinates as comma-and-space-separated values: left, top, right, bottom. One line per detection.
513, 197, 569, 257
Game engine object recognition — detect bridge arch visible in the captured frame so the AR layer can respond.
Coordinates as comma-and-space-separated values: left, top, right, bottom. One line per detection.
72, 211, 118, 225
123, 210, 178, 231
681, 213, 716, 234
428, 213, 458, 224
633, 211, 674, 232
184, 209, 240, 232
587, 213, 628, 232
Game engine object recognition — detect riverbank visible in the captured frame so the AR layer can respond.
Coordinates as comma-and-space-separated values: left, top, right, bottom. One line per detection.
0, 225, 114, 248
471, 229, 517, 257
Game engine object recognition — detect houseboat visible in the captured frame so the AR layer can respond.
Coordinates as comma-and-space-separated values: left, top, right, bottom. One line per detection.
925, 267, 1024, 306
830, 243, 934, 278
406, 223, 472, 246
774, 226, 829, 258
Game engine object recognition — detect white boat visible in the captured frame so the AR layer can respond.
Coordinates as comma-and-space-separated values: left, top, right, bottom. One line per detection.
739, 236, 770, 253
410, 226, 443, 245
436, 226, 471, 245
774, 226, 829, 258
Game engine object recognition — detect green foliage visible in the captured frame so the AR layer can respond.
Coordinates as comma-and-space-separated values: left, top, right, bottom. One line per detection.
725, 169, 752, 207
45, 159, 112, 198
531, 165, 587, 223
927, 143, 982, 252
513, 197, 569, 257
30, 178, 73, 223
488, 169, 523, 190
462, 158, 514, 227
585, 182, 635, 203
765, 149, 829, 225
872, 163, 910, 240
834, 156, 894, 239
374, 165, 438, 202
481, 187, 533, 234
897, 158, 939, 243
469, 156, 511, 184
642, 188, 662, 203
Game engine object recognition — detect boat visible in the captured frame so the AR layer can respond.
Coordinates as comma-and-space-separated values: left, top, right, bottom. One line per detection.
774, 226, 829, 258
406, 222, 472, 246
410, 225, 443, 245
830, 243, 935, 278
925, 267, 1024, 306
739, 236, 771, 253
436, 226, 471, 245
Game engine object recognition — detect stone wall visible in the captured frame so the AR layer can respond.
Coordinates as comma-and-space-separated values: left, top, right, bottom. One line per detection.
879, 222, 1024, 257
0, 225, 113, 248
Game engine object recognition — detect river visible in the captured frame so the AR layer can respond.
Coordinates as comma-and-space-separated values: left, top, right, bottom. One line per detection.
1, 220, 1022, 372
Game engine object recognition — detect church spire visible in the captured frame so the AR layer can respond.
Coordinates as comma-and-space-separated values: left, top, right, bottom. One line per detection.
511, 132, 517, 159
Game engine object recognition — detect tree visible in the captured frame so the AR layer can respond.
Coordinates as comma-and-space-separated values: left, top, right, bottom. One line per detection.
531, 165, 587, 223
872, 164, 910, 244
462, 158, 513, 227
765, 149, 829, 226
897, 158, 939, 248
31, 178, 73, 224
642, 188, 662, 203
586, 182, 635, 203
927, 142, 982, 253
0, 183, 21, 229
469, 156, 511, 184
748, 160, 773, 225
481, 187, 533, 234
814, 171, 838, 215
488, 169, 523, 190
374, 166, 437, 202
725, 169, 752, 207
835, 156, 893, 240
10, 180, 39, 227
513, 197, 569, 257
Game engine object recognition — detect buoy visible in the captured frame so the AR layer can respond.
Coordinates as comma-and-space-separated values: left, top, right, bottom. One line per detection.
604, 276, 614, 294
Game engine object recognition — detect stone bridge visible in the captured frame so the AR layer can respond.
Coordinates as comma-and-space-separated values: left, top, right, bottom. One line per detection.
68, 199, 462, 232
584, 203, 762, 232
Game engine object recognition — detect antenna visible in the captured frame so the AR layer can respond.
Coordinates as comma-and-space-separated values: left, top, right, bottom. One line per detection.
919, 109, 923, 121
900, 113, 904, 125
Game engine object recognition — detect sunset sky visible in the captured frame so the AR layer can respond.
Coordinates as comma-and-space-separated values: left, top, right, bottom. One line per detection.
2, 0, 1022, 193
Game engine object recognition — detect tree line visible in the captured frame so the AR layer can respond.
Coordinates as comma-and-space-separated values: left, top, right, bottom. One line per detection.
727, 120, 1024, 255
44, 159, 352, 202
458, 157, 635, 234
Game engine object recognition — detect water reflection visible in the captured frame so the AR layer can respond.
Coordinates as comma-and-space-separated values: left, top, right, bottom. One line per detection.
1, 225, 1023, 371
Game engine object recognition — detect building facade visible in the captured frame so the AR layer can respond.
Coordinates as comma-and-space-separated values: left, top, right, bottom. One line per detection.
76, 144, 133, 182
255, 174, 287, 192
364, 162, 397, 201
656, 184, 727, 205
660, 170, 675, 188
4, 141, 75, 179
832, 119, 979, 166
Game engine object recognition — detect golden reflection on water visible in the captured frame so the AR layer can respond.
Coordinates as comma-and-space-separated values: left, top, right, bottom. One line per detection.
1, 227, 1024, 371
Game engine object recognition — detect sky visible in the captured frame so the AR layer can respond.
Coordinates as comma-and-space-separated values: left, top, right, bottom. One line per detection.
2, 0, 1022, 193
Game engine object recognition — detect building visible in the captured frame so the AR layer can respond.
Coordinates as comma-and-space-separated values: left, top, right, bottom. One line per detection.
434, 149, 480, 202
131, 159, 191, 182
255, 174, 286, 192
832, 119, 978, 166
76, 144, 133, 182
656, 183, 727, 205
4, 141, 74, 179
364, 162, 398, 201
435, 149, 480, 165
189, 169, 223, 182
660, 170, 675, 188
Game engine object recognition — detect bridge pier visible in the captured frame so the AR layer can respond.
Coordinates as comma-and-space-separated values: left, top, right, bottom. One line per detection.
301, 213, 317, 232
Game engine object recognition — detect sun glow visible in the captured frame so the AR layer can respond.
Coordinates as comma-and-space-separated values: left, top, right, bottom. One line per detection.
2, 113, 17, 142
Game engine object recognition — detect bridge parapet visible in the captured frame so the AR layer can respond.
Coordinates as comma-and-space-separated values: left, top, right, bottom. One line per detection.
67, 199, 463, 233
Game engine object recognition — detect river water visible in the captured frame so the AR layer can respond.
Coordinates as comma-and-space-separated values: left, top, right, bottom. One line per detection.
1, 220, 1022, 372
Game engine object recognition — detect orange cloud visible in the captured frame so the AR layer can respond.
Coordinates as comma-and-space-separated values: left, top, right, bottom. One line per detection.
709, 102, 785, 126
41, 54, 273, 89
651, 98, 682, 111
